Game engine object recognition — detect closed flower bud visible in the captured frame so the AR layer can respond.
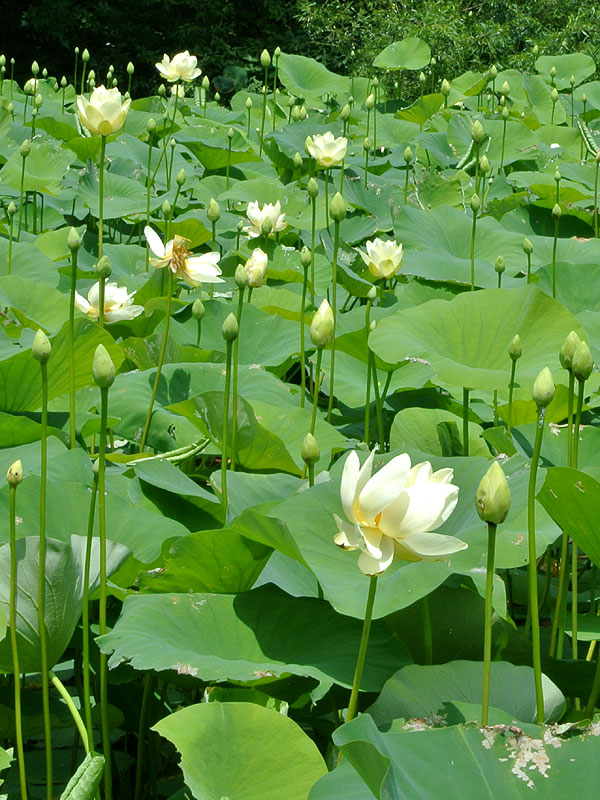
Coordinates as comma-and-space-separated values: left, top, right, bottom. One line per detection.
367, 286, 377, 301
551, 87, 559, 102
310, 299, 334, 348
0, 55, 5, 67
501, 106, 509, 120
245, 97, 253, 110
572, 340, 593, 382
227, 127, 234, 140
202, 75, 210, 91
301, 432, 320, 466
292, 105, 301, 122
221, 312, 239, 342
476, 461, 511, 525
158, 84, 166, 97
7, 201, 16, 217
32, 329, 51, 363
176, 167, 186, 186
365, 93, 375, 109
274, 46, 281, 58
559, 330, 582, 370
550, 66, 557, 78
554, 169, 561, 183
34, 93, 43, 108
552, 203, 561, 219
6, 459, 23, 487
161, 199, 171, 218
532, 367, 555, 407
500, 81, 510, 96
489, 65, 498, 79
31, 60, 39, 76
288, 95, 296, 108
471, 120, 484, 143
20, 139, 30, 157
260, 49, 271, 69
570, 74, 575, 87
441, 79, 451, 96
419, 71, 426, 85
494, 255, 505, 274
404, 146, 413, 163
146, 118, 156, 134
532, 44, 539, 57
522, 237, 533, 255
363, 137, 371, 152
95, 255, 112, 278
235, 263, 250, 288
82, 48, 90, 62
430, 57, 437, 67
92, 343, 115, 388
340, 103, 351, 121
508, 334, 522, 361
191, 299, 205, 320
307, 177, 319, 198
293, 151, 302, 169
61, 75, 67, 88
470, 193, 480, 213
329, 192, 347, 222
479, 154, 490, 174
207, 197, 221, 222
244, 247, 268, 287
300, 246, 311, 268
67, 227, 81, 251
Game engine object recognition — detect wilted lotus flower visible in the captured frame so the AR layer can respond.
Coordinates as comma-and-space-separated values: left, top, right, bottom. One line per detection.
305, 131, 348, 168
244, 247, 268, 287
77, 85, 131, 136
243, 200, 287, 238
145, 226, 223, 288
155, 51, 201, 83
334, 450, 466, 575
74, 281, 144, 322
357, 238, 404, 280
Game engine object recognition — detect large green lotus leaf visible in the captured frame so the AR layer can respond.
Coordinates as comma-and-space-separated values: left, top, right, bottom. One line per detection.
373, 38, 431, 70
0, 411, 67, 448
308, 757, 374, 800
390, 407, 488, 457
77, 169, 148, 219
395, 93, 444, 124
535, 53, 596, 90
535, 263, 600, 313
0, 535, 128, 672
0, 139, 75, 194
0, 318, 124, 413
368, 286, 584, 393
153, 703, 327, 800
99, 584, 410, 692
0, 239, 61, 286
223, 471, 303, 520
0, 275, 69, 332
447, 115, 536, 168
177, 130, 261, 170
369, 661, 565, 725
277, 52, 351, 100
522, 73, 567, 125
132, 458, 219, 505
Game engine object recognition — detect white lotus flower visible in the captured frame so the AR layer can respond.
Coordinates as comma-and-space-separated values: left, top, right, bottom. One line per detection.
334, 450, 466, 575
305, 132, 348, 168
357, 238, 404, 280
144, 226, 224, 288
243, 200, 287, 239
244, 247, 268, 288
74, 281, 144, 322
155, 51, 201, 83
77, 85, 131, 136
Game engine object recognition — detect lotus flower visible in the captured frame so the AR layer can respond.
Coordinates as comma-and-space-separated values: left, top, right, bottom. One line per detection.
244, 248, 268, 287
357, 238, 404, 280
145, 226, 224, 288
74, 281, 144, 322
77, 85, 131, 136
156, 51, 201, 83
305, 132, 348, 168
243, 201, 287, 239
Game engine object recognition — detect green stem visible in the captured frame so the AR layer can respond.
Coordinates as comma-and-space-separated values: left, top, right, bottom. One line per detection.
310, 196, 316, 307
309, 349, 323, 438
482, 521, 497, 727
50, 672, 89, 754
272, 58, 278, 131
500, 118, 507, 172
567, 370, 575, 468
551, 214, 559, 300
98, 383, 112, 799
326, 218, 340, 423
226, 138, 232, 191
527, 252, 532, 283
470, 207, 477, 291
404, 161, 410, 204
133, 673, 153, 800
150, 85, 179, 185
10, 483, 28, 800
98, 135, 106, 262
364, 146, 369, 189
259, 68, 268, 156
145, 130, 153, 272
528, 406, 547, 724
7, 213, 14, 275
493, 389, 499, 425
584, 645, 600, 717
421, 595, 433, 665
371, 354, 384, 450
17, 151, 27, 241
573, 378, 585, 469
69, 245, 78, 448
139, 269, 173, 453
230, 288, 244, 471
324, 169, 330, 230
462, 388, 470, 456
508, 360, 517, 433
221, 339, 234, 513
82, 471, 98, 747
594, 158, 599, 239
572, 542, 579, 660
364, 300, 373, 444
300, 264, 308, 408
550, 531, 569, 658
346, 576, 378, 722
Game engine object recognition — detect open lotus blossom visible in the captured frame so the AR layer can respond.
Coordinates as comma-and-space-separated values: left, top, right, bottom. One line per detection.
305, 131, 348, 168
74, 281, 144, 322
334, 450, 467, 575
144, 226, 224, 288
155, 51, 201, 83
77, 85, 131, 136
357, 238, 404, 280
243, 200, 287, 238
244, 247, 268, 287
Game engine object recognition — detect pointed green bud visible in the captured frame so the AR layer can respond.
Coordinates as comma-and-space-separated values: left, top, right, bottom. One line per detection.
202, 75, 210, 91
7, 201, 17, 218
34, 93, 43, 108
221, 312, 239, 342
260, 49, 271, 69
235, 263, 250, 288
569, 74, 575, 87
310, 299, 334, 348
572, 340, 593, 382
551, 87, 559, 102
67, 227, 81, 251
441, 78, 451, 96
479, 154, 490, 174
559, 330, 582, 370
532, 44, 539, 57
146, 117, 156, 134
227, 127, 234, 140
274, 46, 281, 59
300, 106, 307, 120
191, 299, 205, 320
550, 66, 557, 78
207, 198, 221, 222
20, 139, 30, 157
92, 343, 115, 388
176, 167, 186, 187
365, 93, 375, 109
161, 199, 171, 218
489, 64, 498, 79
31, 60, 39, 76
471, 120, 484, 143
476, 461, 511, 525
404, 146, 413, 163
158, 84, 166, 97
363, 137, 371, 152
500, 81, 510, 96
291, 105, 301, 122
494, 255, 505, 274
301, 432, 320, 466
340, 103, 351, 121
501, 105, 509, 120
367, 286, 377, 301
307, 177, 319, 198
419, 71, 426, 84
508, 334, 522, 361
61, 75, 67, 88
532, 367, 555, 407
288, 94, 296, 108
245, 96, 253, 109
6, 459, 23, 487
293, 151, 303, 169
32, 329, 51, 363
522, 237, 533, 255
300, 246, 311, 269
95, 255, 112, 278
582, 93, 588, 103
554, 168, 561, 183
470, 193, 480, 213
74, 46, 79, 55
430, 57, 437, 67
82, 48, 90, 62
329, 192, 347, 222
127, 62, 134, 75
0, 56, 5, 68
552, 203, 561, 219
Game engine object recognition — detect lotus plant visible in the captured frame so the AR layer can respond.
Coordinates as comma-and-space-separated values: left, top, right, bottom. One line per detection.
243, 200, 287, 239
357, 238, 404, 282
74, 281, 144, 322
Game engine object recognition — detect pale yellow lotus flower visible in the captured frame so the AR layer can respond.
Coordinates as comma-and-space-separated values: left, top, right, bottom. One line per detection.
305, 132, 348, 168
77, 85, 131, 136
74, 281, 144, 322
144, 226, 224, 288
357, 238, 404, 280
156, 51, 201, 83
244, 247, 268, 288
243, 200, 287, 239
334, 450, 466, 575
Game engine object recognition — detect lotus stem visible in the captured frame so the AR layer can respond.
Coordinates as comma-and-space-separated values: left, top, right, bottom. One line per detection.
309, 348, 323, 439
230, 287, 245, 470
68, 244, 78, 448
421, 595, 433, 665
324, 169, 330, 229
82, 468, 97, 747
550, 531, 570, 658
259, 67, 268, 156
98, 135, 106, 263
500, 117, 507, 172
594, 157, 599, 238
551, 212, 559, 300
300, 261, 309, 408
482, 522, 497, 726
50, 671, 89, 754
310, 195, 317, 307
346, 576, 378, 722
371, 356, 385, 450
145, 128, 154, 272
364, 298, 373, 444
221, 337, 234, 513
17, 145, 28, 241
469, 202, 477, 291
462, 388, 470, 456
7, 206, 14, 275
507, 360, 517, 433
133, 672, 153, 800
326, 216, 340, 423
150, 84, 179, 185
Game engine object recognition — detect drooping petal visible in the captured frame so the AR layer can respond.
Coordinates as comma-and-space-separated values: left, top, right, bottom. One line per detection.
104, 304, 144, 322
144, 226, 166, 259
340, 450, 360, 523
184, 255, 225, 284
333, 514, 361, 550
358, 535, 395, 575
74, 291, 92, 315
358, 453, 411, 525
394, 531, 468, 561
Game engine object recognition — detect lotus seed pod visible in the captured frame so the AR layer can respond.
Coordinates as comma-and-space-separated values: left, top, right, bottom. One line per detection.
7, 201, 16, 217
479, 154, 490, 174
365, 93, 375, 109
340, 103, 351, 121
32, 329, 51, 363
260, 49, 271, 69
551, 87, 559, 102
221, 312, 239, 342
301, 432, 320, 466
158, 84, 166, 97
363, 137, 371, 152
508, 334, 522, 361
146, 117, 156, 134
532, 367, 555, 407
471, 120, 484, 143
404, 146, 413, 163
6, 459, 23, 487
307, 177, 319, 198
207, 198, 221, 222
494, 255, 505, 274
260, 216, 273, 236
176, 167, 186, 187
572, 340, 594, 382
20, 139, 30, 157
476, 461, 511, 525
310, 299, 334, 348
470, 193, 480, 213
95, 255, 112, 278
532, 44, 539, 57
552, 203, 561, 219
489, 64, 498, 79
235, 263, 250, 289
127, 62, 134, 75
67, 226, 81, 251
191, 299, 205, 320
161, 199, 171, 218
559, 330, 582, 370
441, 79, 451, 97
300, 246, 311, 268
293, 151, 302, 169
329, 192, 347, 222
92, 344, 115, 388
501, 106, 509, 120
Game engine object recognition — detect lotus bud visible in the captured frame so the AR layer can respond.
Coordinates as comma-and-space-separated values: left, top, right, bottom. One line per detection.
569, 74, 575, 88
176, 167, 186, 187
430, 57, 437, 67
572, 340, 594, 382
32, 329, 51, 363
6, 200, 16, 220
301, 432, 320, 466
191, 299, 205, 320
67, 226, 81, 251
552, 203, 561, 219
372, 76, 379, 88
532, 367, 555, 407
34, 93, 43, 108
340, 103, 351, 121
500, 81, 510, 96
245, 97, 253, 111
158, 84, 166, 97
479, 154, 490, 174
550, 87, 559, 102
559, 330, 582, 370
6, 459, 23, 487
330, 192, 347, 222
221, 312, 239, 342
508, 334, 522, 361
419, 71, 426, 85
260, 216, 273, 236
292, 106, 302, 122
88, 69, 95, 82
235, 263, 250, 288
470, 193, 480, 213
82, 48, 90, 63
550, 66, 557, 78
300, 246, 311, 268
95, 255, 112, 278
365, 93, 375, 109
31, 60, 39, 76
0, 55, 5, 67
532, 44, 539, 57
92, 343, 115, 388
60, 75, 67, 88
582, 93, 588, 103
307, 177, 319, 198
201, 75, 210, 92
501, 106, 509, 120
161, 199, 171, 218
20, 139, 30, 157
260, 49, 271, 69
310, 299, 334, 348
274, 46, 281, 59
298, 105, 307, 120
554, 168, 561, 183
146, 118, 156, 135
367, 285, 377, 301
522, 237, 533, 255
207, 198, 221, 222
404, 146, 413, 163
7, 103, 13, 115
476, 461, 511, 525
499, 95, 506, 107
494, 255, 505, 274
288, 95, 296, 108
363, 137, 371, 152
126, 61, 134, 76
227, 127, 234, 140
489, 64, 498, 79
441, 79, 451, 96
293, 151, 303, 169
471, 120, 484, 143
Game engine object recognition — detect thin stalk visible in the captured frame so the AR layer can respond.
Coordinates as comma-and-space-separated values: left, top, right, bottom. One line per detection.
500, 117, 507, 172
482, 521, 498, 727
259, 67, 268, 156
73, 50, 79, 91
310, 196, 316, 306
346, 576, 378, 722
150, 85, 179, 185
404, 161, 410, 204
82, 471, 98, 746
364, 146, 369, 189
528, 406, 547, 724
68, 244, 78, 448
139, 269, 173, 453
595, 158, 599, 239
308, 463, 315, 488
573, 378, 585, 469
326, 217, 340, 423
145, 129, 153, 271
324, 169, 330, 230
470, 205, 477, 291
7, 211, 14, 275
17, 150, 28, 241
272, 56, 279, 131
230, 288, 245, 471
421, 595, 433, 665
226, 136, 232, 191
584, 649, 600, 718
300, 263, 308, 407
133, 673, 153, 800
98, 135, 106, 261
221, 338, 234, 513
526, 251, 532, 283
98, 383, 112, 799
50, 672, 89, 754
507, 360, 517, 433
364, 299, 373, 444
551, 213, 559, 300
550, 531, 570, 658
462, 388, 470, 456
309, 349, 323, 438
567, 370, 575, 468
571, 378, 586, 661
371, 354, 384, 450
9, 480, 28, 800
